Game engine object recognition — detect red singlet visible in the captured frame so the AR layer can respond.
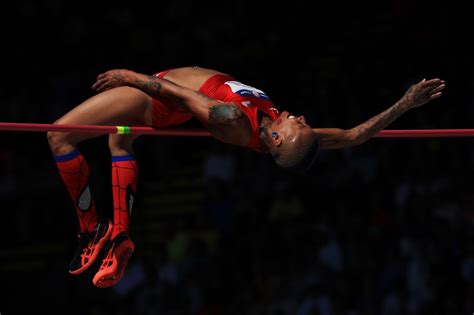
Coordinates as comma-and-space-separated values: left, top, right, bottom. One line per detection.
151, 71, 279, 152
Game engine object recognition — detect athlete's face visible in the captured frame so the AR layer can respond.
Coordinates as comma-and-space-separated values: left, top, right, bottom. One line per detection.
268, 111, 314, 148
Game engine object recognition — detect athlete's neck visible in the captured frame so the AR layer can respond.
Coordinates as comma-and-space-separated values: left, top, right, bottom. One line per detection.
258, 116, 273, 153
258, 111, 271, 126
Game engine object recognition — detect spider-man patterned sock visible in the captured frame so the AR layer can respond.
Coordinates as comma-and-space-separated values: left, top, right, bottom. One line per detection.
55, 150, 98, 233
111, 155, 137, 239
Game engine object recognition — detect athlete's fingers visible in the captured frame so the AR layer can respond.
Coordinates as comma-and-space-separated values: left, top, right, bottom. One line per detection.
422, 78, 443, 87
96, 84, 110, 92
101, 82, 116, 92
430, 92, 442, 100
95, 86, 107, 93
92, 81, 102, 91
92, 78, 109, 90
93, 81, 107, 92
431, 84, 446, 94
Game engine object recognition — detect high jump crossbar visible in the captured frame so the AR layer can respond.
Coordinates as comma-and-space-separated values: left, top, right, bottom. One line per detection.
1, 122, 474, 138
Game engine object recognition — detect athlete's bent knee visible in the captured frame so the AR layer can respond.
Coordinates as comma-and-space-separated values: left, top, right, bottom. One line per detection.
109, 135, 136, 156
47, 131, 70, 154
47, 119, 77, 154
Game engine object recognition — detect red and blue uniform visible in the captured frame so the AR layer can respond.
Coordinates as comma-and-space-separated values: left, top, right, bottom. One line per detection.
152, 71, 279, 152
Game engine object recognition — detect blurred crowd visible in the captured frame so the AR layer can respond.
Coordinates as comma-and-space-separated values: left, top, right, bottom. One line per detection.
1, 1, 474, 314
92, 138, 474, 315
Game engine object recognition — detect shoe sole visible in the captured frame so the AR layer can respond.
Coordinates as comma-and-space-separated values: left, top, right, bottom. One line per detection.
69, 221, 113, 275
92, 239, 134, 288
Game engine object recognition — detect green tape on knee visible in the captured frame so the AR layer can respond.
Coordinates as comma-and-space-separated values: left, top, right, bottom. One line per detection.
116, 126, 131, 134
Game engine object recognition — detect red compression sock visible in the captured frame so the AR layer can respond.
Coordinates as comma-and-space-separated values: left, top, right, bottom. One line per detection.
111, 155, 138, 239
55, 150, 98, 233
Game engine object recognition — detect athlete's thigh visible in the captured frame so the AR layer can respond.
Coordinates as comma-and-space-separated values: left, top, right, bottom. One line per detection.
56, 86, 153, 126
53, 87, 153, 143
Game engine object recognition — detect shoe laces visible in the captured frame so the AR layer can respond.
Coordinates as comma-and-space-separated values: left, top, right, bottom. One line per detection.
99, 242, 116, 271
77, 232, 94, 259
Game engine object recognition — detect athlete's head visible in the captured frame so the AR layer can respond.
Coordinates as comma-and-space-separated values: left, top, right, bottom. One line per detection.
262, 111, 319, 171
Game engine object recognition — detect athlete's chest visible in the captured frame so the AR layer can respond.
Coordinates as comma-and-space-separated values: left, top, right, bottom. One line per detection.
222, 81, 279, 117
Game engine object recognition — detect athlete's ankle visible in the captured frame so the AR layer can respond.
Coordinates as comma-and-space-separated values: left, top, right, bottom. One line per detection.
111, 226, 130, 239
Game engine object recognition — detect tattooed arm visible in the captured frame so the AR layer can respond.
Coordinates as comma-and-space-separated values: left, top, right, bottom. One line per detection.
92, 68, 215, 118
92, 69, 252, 145
312, 78, 446, 150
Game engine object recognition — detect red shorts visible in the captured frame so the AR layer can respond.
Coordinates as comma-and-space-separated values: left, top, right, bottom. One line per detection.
151, 70, 234, 127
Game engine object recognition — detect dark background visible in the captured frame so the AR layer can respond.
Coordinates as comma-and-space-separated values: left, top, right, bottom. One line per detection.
1, 1, 474, 314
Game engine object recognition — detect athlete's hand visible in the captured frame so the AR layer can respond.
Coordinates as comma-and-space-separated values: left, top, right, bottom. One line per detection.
400, 78, 446, 110
92, 69, 139, 92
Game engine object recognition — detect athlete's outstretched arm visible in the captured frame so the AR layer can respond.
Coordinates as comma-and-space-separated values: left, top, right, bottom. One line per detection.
312, 78, 445, 150
92, 69, 252, 146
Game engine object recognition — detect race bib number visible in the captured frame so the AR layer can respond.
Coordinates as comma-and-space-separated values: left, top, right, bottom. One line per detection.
225, 81, 270, 100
